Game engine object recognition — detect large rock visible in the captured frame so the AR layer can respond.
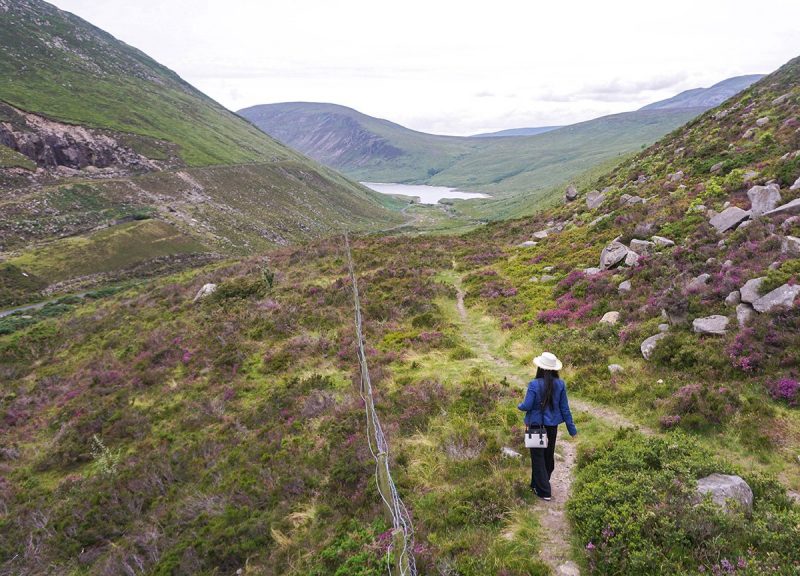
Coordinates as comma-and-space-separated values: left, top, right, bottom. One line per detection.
641, 333, 667, 360
630, 238, 654, 255
600, 241, 629, 269
565, 184, 579, 202
600, 311, 620, 325
747, 184, 782, 217
782, 236, 800, 255
533, 229, 549, 239
753, 284, 800, 313
740, 277, 766, 304
618, 280, 632, 293
791, 176, 800, 191
624, 250, 640, 267
764, 198, 800, 217
651, 235, 675, 247
710, 206, 750, 233
736, 303, 755, 327
692, 315, 730, 335
585, 190, 605, 210
193, 283, 217, 302
756, 116, 770, 127
695, 474, 753, 514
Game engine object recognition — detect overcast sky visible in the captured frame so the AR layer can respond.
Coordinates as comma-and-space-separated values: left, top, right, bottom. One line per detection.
50, 0, 800, 135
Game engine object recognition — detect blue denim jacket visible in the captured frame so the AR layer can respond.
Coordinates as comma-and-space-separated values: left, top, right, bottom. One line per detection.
517, 378, 578, 436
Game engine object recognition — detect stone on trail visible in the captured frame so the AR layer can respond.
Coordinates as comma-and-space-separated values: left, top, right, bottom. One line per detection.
740, 277, 765, 304
709, 206, 750, 233
753, 284, 800, 313
692, 315, 729, 335
641, 333, 667, 360
736, 303, 755, 327
600, 311, 619, 325
695, 473, 753, 514
193, 283, 217, 302
557, 561, 581, 576
747, 184, 782, 217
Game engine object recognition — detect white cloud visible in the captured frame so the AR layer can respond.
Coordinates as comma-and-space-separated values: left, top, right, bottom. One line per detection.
49, 0, 800, 135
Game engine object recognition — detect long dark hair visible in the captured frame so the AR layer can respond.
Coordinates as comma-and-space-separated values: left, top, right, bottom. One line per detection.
535, 367, 560, 408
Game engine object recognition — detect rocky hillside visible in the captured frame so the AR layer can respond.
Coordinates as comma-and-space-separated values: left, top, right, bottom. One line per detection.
2, 55, 799, 575
0, 0, 402, 307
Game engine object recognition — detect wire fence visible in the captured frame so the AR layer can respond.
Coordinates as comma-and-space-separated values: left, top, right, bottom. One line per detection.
344, 233, 417, 576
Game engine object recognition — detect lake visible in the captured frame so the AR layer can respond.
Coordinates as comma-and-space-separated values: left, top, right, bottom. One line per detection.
362, 182, 488, 204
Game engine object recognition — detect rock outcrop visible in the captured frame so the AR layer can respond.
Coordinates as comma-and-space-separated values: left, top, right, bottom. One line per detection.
709, 206, 750, 233
747, 184, 782, 217
586, 190, 605, 210
752, 284, 800, 313
641, 333, 667, 360
600, 241, 629, 269
193, 283, 218, 302
739, 277, 765, 304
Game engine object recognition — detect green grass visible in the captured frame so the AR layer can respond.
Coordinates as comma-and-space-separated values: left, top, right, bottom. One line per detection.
7, 219, 208, 283
0, 143, 36, 169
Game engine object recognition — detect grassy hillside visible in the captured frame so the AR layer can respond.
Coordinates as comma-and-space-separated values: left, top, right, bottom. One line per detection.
0, 0, 298, 166
3, 55, 800, 575
0, 0, 404, 306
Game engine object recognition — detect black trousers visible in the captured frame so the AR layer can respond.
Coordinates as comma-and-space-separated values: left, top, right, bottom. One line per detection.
529, 425, 558, 497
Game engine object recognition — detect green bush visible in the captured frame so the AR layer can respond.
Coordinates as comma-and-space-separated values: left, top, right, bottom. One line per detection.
568, 430, 800, 575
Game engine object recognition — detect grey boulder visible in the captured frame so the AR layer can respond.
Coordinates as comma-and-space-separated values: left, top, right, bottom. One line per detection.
565, 184, 579, 202
692, 315, 729, 335
651, 235, 675, 247
753, 284, 800, 313
193, 283, 217, 302
782, 236, 800, 255
747, 184, 782, 217
725, 290, 741, 306
740, 277, 766, 304
710, 206, 750, 233
641, 333, 667, 360
618, 280, 632, 293
630, 238, 654, 255
608, 364, 624, 374
586, 190, 606, 210
600, 311, 620, 325
686, 273, 711, 292
695, 473, 753, 514
791, 176, 800, 191
600, 241, 629, 269
765, 198, 800, 217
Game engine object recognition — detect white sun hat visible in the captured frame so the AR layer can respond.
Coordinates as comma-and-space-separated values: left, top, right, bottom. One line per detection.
533, 351, 563, 371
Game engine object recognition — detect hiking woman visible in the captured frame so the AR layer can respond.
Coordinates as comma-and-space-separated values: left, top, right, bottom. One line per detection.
517, 351, 577, 500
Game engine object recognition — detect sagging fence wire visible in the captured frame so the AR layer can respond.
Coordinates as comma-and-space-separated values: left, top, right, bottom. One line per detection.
344, 233, 418, 576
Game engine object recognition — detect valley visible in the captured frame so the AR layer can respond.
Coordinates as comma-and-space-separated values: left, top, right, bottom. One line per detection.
1, 1, 799, 575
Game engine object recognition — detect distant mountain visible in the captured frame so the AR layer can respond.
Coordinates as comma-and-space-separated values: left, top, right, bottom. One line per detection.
472, 126, 562, 138
240, 101, 703, 218
0, 0, 401, 306
640, 74, 764, 110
